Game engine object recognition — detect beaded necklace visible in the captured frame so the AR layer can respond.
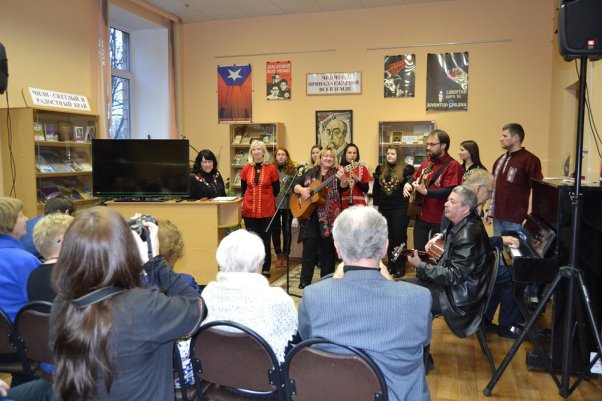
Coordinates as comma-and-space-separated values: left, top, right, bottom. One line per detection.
194, 171, 220, 193
380, 172, 401, 196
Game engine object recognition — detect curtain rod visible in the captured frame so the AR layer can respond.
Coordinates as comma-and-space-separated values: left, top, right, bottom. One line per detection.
367, 38, 511, 51
129, 0, 181, 23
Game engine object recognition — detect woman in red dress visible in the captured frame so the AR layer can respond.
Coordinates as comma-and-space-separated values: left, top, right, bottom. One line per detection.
240, 140, 280, 277
338, 143, 372, 209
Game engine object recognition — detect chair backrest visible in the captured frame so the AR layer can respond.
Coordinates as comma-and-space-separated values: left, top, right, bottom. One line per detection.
14, 301, 53, 379
482, 248, 500, 316
0, 305, 17, 355
192, 320, 283, 398
284, 338, 388, 401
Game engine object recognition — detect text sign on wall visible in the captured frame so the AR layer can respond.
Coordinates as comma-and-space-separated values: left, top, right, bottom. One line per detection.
306, 72, 362, 95
28, 87, 91, 111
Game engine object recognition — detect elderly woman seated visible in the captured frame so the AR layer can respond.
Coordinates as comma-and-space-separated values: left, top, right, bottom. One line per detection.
27, 213, 73, 302
201, 229, 297, 362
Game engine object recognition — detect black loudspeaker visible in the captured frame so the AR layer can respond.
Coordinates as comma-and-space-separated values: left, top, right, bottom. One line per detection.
0, 42, 7, 94
558, 0, 602, 60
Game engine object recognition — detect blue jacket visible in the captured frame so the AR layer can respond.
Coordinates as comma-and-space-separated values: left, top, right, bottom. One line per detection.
0, 234, 41, 321
20, 214, 43, 258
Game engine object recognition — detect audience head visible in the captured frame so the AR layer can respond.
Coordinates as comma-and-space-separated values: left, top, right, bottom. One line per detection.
0, 197, 26, 238
464, 169, 494, 206
33, 213, 73, 260
215, 229, 265, 273
44, 196, 75, 215
192, 149, 219, 175
444, 185, 477, 224
333, 206, 388, 263
158, 219, 184, 268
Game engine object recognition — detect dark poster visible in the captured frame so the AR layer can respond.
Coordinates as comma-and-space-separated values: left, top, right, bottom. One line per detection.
217, 64, 252, 122
384, 54, 415, 98
426, 52, 469, 111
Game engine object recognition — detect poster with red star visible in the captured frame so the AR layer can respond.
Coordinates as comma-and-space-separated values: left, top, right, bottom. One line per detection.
217, 64, 252, 122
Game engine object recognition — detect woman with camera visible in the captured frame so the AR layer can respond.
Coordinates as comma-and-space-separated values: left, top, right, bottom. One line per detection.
49, 207, 205, 401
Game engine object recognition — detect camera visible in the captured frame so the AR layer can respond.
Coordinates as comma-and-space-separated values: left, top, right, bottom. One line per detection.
127, 214, 157, 242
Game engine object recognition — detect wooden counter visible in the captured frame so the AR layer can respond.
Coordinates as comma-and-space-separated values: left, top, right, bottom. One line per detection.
107, 198, 242, 284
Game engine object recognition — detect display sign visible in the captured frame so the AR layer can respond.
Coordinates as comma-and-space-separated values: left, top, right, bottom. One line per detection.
306, 72, 361, 95
27, 87, 91, 111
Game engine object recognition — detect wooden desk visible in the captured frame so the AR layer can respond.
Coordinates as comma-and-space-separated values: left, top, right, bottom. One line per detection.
107, 198, 242, 284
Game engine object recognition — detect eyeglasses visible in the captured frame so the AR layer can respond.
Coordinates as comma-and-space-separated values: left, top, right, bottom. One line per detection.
426, 142, 440, 147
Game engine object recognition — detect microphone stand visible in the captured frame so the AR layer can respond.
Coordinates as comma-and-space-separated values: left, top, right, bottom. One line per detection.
265, 166, 304, 298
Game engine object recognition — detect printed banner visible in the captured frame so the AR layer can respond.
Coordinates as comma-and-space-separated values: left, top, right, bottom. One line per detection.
384, 55, 415, 98
266, 61, 291, 100
217, 64, 252, 122
306, 72, 361, 95
426, 52, 469, 111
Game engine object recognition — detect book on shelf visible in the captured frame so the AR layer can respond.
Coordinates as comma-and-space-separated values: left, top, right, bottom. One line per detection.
72, 152, 92, 171
234, 169, 242, 186
38, 149, 70, 172
33, 122, 45, 141
240, 133, 252, 145
404, 155, 414, 165
44, 123, 59, 141
58, 121, 72, 141
35, 154, 55, 173
85, 126, 96, 142
38, 181, 61, 200
232, 150, 245, 165
262, 134, 272, 144
232, 134, 243, 144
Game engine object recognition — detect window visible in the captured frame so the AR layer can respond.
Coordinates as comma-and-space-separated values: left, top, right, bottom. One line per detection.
110, 27, 131, 139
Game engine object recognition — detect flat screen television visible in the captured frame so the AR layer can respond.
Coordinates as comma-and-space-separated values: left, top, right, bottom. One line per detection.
92, 139, 190, 199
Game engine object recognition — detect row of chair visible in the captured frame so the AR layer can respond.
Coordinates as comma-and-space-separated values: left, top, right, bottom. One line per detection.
0, 301, 53, 382
178, 320, 388, 401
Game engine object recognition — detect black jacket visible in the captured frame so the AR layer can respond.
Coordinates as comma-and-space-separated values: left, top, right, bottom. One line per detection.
416, 210, 493, 337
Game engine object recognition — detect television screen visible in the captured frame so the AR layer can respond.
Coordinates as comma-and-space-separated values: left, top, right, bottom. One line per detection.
92, 139, 190, 199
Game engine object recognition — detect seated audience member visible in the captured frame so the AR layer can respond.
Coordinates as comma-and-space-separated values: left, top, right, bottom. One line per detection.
425, 170, 524, 338
49, 207, 205, 401
158, 219, 200, 292
298, 206, 432, 401
1, 378, 54, 401
201, 229, 297, 362
0, 197, 41, 321
407, 185, 493, 339
189, 149, 227, 200
27, 213, 73, 302
21, 196, 75, 258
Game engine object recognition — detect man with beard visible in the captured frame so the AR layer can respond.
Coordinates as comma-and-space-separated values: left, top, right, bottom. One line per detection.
403, 129, 462, 251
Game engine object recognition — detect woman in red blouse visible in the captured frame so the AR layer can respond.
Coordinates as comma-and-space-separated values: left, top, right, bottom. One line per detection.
338, 143, 372, 209
240, 140, 280, 276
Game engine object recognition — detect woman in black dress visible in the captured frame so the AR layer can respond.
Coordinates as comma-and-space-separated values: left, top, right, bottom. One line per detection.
373, 146, 415, 278
189, 149, 226, 200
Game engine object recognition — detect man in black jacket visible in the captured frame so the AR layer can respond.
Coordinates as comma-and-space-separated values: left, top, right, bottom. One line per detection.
407, 185, 493, 338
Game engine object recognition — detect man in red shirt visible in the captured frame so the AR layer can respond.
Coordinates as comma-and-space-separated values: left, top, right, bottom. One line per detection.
404, 130, 462, 251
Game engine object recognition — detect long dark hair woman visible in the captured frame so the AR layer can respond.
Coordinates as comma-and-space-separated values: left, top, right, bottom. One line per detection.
50, 207, 204, 401
458, 140, 486, 182
189, 149, 227, 199
338, 143, 372, 209
271, 147, 296, 267
373, 146, 415, 278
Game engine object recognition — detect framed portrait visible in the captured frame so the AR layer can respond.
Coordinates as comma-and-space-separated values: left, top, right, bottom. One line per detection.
315, 110, 353, 161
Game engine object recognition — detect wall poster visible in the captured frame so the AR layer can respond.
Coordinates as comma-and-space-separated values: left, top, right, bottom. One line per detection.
315, 110, 353, 161
266, 61, 291, 100
384, 55, 415, 98
217, 64, 252, 122
426, 52, 469, 111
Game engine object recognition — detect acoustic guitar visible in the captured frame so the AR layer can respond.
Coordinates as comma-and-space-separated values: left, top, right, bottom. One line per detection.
390, 236, 444, 265
290, 165, 352, 219
407, 162, 433, 219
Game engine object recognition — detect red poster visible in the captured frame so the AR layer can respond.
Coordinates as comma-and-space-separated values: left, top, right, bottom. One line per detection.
217, 64, 252, 122
266, 61, 291, 100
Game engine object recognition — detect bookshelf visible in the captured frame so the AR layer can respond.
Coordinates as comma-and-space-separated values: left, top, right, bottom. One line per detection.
378, 121, 436, 168
229, 123, 284, 193
1, 107, 99, 217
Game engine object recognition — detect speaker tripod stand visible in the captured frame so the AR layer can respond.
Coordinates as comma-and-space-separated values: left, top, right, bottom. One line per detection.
484, 56, 602, 399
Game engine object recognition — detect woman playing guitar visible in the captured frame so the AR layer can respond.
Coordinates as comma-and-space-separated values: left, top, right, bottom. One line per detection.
339, 143, 372, 209
293, 145, 348, 289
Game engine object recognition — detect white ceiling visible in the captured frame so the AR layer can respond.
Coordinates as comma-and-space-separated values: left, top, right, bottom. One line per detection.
143, 0, 458, 23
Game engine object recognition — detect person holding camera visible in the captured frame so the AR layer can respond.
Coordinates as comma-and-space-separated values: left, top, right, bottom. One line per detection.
49, 207, 205, 401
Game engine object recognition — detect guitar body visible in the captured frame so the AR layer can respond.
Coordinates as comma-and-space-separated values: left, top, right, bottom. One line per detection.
407, 192, 425, 219
290, 180, 326, 219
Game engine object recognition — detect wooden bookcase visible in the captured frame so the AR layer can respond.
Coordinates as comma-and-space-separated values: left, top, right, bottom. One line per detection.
378, 121, 436, 169
1, 106, 99, 217
229, 122, 284, 194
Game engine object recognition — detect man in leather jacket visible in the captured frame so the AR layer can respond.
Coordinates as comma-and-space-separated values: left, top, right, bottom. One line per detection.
407, 185, 493, 338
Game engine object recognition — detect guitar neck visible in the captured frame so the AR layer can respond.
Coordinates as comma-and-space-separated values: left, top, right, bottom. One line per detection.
309, 172, 338, 196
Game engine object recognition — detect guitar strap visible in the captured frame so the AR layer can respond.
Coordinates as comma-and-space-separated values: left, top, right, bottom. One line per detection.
424, 158, 452, 188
